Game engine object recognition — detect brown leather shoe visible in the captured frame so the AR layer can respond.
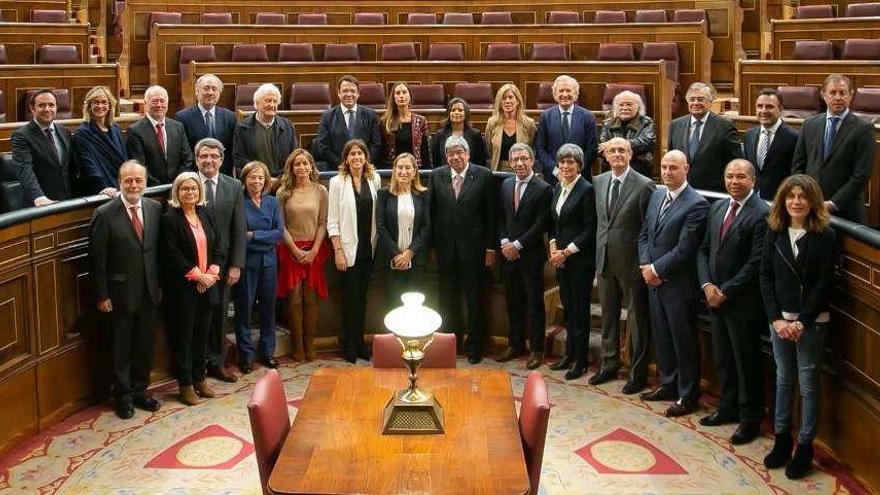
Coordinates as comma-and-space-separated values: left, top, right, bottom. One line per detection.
207, 365, 238, 383
495, 347, 525, 363
665, 398, 699, 417
178, 385, 201, 406
639, 386, 676, 402
526, 352, 544, 370
194, 381, 216, 399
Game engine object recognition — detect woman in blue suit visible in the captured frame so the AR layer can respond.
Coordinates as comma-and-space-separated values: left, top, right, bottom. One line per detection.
74, 86, 127, 196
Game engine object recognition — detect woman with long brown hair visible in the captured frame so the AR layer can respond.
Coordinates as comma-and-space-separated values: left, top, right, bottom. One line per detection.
379, 82, 431, 168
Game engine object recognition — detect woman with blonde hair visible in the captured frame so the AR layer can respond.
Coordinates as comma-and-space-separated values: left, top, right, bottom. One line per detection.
379, 82, 431, 168
484, 83, 536, 172
74, 85, 127, 196
276, 149, 329, 362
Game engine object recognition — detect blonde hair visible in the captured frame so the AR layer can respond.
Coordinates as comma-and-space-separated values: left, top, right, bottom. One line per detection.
277, 148, 319, 204
389, 153, 426, 195
168, 172, 205, 208
337, 139, 376, 180
82, 86, 118, 125
486, 83, 527, 131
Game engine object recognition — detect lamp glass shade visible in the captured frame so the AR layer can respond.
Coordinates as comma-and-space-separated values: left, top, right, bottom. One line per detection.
383, 292, 442, 338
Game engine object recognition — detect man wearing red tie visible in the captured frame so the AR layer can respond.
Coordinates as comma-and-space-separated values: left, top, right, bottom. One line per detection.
127, 85, 193, 186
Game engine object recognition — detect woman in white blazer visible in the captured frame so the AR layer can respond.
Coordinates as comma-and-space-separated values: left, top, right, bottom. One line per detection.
327, 139, 381, 363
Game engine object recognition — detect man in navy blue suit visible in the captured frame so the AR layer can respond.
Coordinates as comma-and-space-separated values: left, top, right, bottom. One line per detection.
637, 150, 709, 418
534, 75, 597, 185
174, 74, 237, 176
311, 75, 382, 171
742, 88, 797, 201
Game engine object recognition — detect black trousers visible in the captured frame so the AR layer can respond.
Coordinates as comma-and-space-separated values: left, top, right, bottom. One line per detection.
438, 246, 487, 358
710, 309, 764, 422
502, 255, 546, 353
386, 265, 425, 311
556, 255, 594, 366
109, 294, 157, 400
339, 257, 373, 357
171, 293, 213, 386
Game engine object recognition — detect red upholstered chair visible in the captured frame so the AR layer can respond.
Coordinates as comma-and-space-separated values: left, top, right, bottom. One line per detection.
255, 12, 287, 25
428, 43, 464, 61
674, 9, 708, 24
635, 9, 668, 22
796, 5, 835, 19
0, 45, 7, 64
354, 12, 385, 25
407, 13, 437, 25
30, 9, 68, 23
641, 42, 681, 81
231, 44, 269, 62
531, 43, 567, 61
38, 44, 78, 64
842, 39, 880, 60
358, 82, 386, 110
602, 83, 647, 111
852, 87, 880, 124
247, 369, 291, 495
481, 11, 512, 24
485, 43, 521, 61
297, 13, 327, 25
519, 371, 551, 495
380, 43, 418, 61
454, 82, 494, 109
149, 11, 182, 37
23, 89, 71, 121
289, 82, 331, 110
547, 11, 580, 24
372, 333, 457, 368
594, 10, 627, 23
777, 86, 824, 119
235, 83, 262, 111
596, 43, 635, 61
443, 12, 474, 24
179, 45, 216, 83
201, 12, 233, 24
535, 83, 555, 110
793, 40, 835, 60
410, 84, 446, 110
323, 43, 360, 61
277, 43, 315, 62
846, 3, 880, 17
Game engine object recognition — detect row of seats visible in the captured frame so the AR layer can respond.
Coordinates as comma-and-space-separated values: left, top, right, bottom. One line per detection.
796, 3, 880, 19
792, 39, 880, 61
24, 9, 70, 23
778, 85, 880, 122
0, 44, 79, 64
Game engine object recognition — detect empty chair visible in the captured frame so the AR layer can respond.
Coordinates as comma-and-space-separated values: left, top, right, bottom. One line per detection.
641, 42, 681, 81
380, 43, 417, 61
0, 45, 7, 64
247, 369, 291, 495
407, 13, 437, 25
777, 86, 824, 119
485, 43, 521, 61
852, 87, 880, 124
235, 83, 262, 111
409, 84, 446, 110
531, 43, 567, 61
289, 82, 331, 110
254, 12, 286, 25
443, 12, 474, 24
30, 9, 68, 23
323, 43, 360, 62
792, 40, 835, 60
596, 43, 635, 61
357, 82, 386, 110
354, 12, 385, 24
148, 11, 181, 37
547, 11, 580, 24
179, 45, 216, 82
428, 43, 465, 61
535, 83, 555, 109
481, 11, 512, 24
519, 372, 551, 495
674, 9, 708, 24
594, 10, 627, 23
846, 3, 880, 17
453, 82, 494, 109
842, 39, 880, 60
0, 153, 24, 212
796, 5, 834, 19
635, 9, 668, 22
201, 12, 233, 24
297, 13, 327, 25
231, 44, 269, 62
602, 83, 647, 111
277, 43, 315, 62
38, 45, 78, 64
372, 333, 457, 368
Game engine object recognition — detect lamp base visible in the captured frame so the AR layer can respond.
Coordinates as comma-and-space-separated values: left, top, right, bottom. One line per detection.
382, 390, 444, 435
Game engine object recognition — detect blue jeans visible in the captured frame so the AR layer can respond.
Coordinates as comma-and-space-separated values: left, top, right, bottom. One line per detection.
770, 322, 827, 445
233, 264, 278, 363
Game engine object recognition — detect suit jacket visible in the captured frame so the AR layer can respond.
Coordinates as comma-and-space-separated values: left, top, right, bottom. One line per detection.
376, 187, 431, 268
485, 116, 536, 171
550, 176, 597, 269
160, 206, 226, 305
638, 184, 709, 296
428, 164, 496, 264
381, 113, 431, 168
743, 122, 798, 201
497, 174, 552, 264
233, 113, 298, 176
326, 173, 381, 267
242, 193, 283, 269
594, 168, 655, 279
313, 105, 383, 171
534, 105, 598, 185
599, 115, 656, 177
430, 126, 487, 169
697, 192, 769, 312
12, 120, 77, 203
667, 112, 742, 193
791, 111, 875, 223
89, 196, 162, 311
204, 173, 246, 271
127, 117, 193, 186
174, 105, 237, 175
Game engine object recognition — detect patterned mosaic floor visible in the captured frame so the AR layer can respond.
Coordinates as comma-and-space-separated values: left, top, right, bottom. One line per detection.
0, 356, 871, 495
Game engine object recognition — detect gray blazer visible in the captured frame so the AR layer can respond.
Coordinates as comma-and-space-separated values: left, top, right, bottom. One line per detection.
594, 169, 655, 279
205, 173, 246, 271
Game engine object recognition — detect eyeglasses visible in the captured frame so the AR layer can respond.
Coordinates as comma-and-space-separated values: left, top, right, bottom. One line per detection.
445, 149, 467, 156
510, 156, 531, 163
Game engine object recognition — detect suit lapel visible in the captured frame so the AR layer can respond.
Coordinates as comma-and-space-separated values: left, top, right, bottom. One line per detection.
609, 174, 636, 223
825, 113, 854, 164
695, 114, 716, 158
457, 166, 477, 202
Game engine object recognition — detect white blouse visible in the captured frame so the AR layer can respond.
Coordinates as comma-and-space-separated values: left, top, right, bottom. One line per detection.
396, 193, 415, 253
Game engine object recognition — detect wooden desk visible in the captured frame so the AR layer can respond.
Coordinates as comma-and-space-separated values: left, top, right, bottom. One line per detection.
0, 23, 91, 64
770, 17, 880, 60
269, 367, 529, 495
0, 64, 119, 122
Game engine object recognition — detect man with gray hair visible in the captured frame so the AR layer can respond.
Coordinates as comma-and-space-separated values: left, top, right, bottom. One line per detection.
534, 74, 598, 185
174, 74, 237, 175
429, 135, 496, 364
127, 85, 193, 185
232, 83, 298, 176
598, 90, 656, 177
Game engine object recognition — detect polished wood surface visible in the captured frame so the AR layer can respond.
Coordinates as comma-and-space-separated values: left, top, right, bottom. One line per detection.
770, 17, 880, 60
0, 64, 119, 123
269, 367, 529, 495
0, 0, 69, 22
0, 23, 91, 65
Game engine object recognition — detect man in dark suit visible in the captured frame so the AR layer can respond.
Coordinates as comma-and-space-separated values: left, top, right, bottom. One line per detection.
667, 82, 742, 193
174, 74, 237, 176
534, 75, 597, 185
12, 89, 77, 206
429, 135, 496, 364
591, 138, 656, 394
194, 138, 246, 383
743, 88, 798, 201
312, 75, 382, 171
495, 143, 552, 369
127, 85, 193, 186
792, 73, 876, 224
233, 83, 298, 177
89, 160, 162, 419
697, 158, 769, 445
638, 150, 709, 417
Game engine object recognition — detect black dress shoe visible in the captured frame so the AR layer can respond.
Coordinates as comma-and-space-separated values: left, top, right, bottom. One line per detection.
764, 432, 793, 469
495, 347, 525, 363
115, 397, 134, 420
730, 422, 762, 445
564, 363, 587, 380
665, 398, 699, 417
526, 353, 544, 370
621, 380, 646, 395
357, 347, 371, 361
239, 361, 253, 374
785, 443, 814, 480
207, 365, 238, 383
467, 355, 483, 365
260, 357, 279, 369
548, 357, 573, 371
588, 369, 618, 386
639, 386, 676, 402
699, 410, 739, 427
132, 394, 161, 412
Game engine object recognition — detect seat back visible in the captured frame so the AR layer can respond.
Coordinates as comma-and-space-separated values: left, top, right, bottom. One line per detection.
596, 43, 635, 61
793, 40, 835, 60
481, 12, 512, 24
453, 82, 494, 109
796, 4, 835, 19
407, 13, 437, 25
547, 11, 580, 23
0, 89, 5, 123
531, 43, 567, 61
323, 43, 360, 62
853, 87, 880, 124
231, 44, 269, 62
635, 9, 668, 22
23, 88, 71, 121
846, 3, 880, 17
277, 43, 315, 62
201, 12, 233, 24
602, 83, 646, 111
777, 85, 824, 118
179, 45, 217, 82
428, 44, 464, 61
842, 39, 880, 60
255, 12, 287, 25
358, 82, 386, 110
297, 13, 327, 25
641, 42, 680, 81
38, 44, 78, 64
354, 12, 385, 24
289, 82, 331, 110
674, 9, 708, 23
31, 9, 68, 23
443, 12, 474, 24
381, 43, 418, 61
410, 84, 446, 109
485, 43, 521, 61
519, 372, 551, 495
235, 83, 262, 111
0, 45, 7, 64
149, 11, 182, 37
0, 153, 24, 213
535, 83, 555, 109
594, 10, 626, 23
372, 333, 457, 368
247, 369, 291, 495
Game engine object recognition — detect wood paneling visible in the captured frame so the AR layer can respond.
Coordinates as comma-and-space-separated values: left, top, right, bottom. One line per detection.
0, 23, 91, 65
770, 18, 880, 60
0, 64, 119, 123
0, 0, 68, 22
0, 367, 38, 450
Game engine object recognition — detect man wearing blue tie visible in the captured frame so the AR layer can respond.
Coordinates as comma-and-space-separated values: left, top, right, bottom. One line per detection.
174, 74, 237, 176
534, 75, 598, 185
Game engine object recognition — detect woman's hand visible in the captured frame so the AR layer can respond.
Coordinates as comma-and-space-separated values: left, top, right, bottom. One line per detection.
392, 250, 414, 270
334, 249, 348, 271
300, 248, 318, 265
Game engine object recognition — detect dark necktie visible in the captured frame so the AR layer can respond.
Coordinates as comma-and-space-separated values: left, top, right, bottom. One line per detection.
205, 178, 216, 205
757, 128, 770, 170
823, 116, 840, 161
346, 109, 355, 137
688, 120, 703, 161
561, 110, 570, 141
658, 192, 673, 222
155, 122, 166, 156
514, 180, 524, 212
205, 111, 215, 138
608, 178, 620, 217
43, 127, 60, 163
129, 205, 143, 242
720, 200, 739, 240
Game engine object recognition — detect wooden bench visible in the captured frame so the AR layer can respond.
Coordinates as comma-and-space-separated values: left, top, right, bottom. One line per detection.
0, 22, 91, 64
0, 0, 70, 22
770, 17, 880, 59
0, 64, 119, 123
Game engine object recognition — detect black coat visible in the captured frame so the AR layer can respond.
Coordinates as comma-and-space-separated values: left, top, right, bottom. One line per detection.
497, 175, 552, 264
667, 112, 742, 193
743, 122, 798, 201
12, 120, 77, 203
160, 206, 226, 306
127, 117, 193, 186
428, 164, 495, 265
375, 187, 431, 268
